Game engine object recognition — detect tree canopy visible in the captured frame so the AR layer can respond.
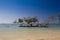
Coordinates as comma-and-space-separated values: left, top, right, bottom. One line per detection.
18, 18, 23, 23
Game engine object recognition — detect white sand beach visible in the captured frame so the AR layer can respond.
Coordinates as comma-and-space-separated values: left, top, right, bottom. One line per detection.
0, 27, 60, 40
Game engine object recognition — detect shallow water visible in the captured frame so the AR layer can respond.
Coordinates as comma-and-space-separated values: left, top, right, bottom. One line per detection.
0, 24, 60, 40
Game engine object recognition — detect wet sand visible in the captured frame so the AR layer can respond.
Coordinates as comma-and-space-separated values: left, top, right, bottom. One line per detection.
0, 27, 60, 40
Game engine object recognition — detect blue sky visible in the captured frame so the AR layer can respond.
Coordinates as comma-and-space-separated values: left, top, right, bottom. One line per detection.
0, 0, 60, 23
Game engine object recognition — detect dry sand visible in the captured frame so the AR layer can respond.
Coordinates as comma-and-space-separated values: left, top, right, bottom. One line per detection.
0, 27, 60, 40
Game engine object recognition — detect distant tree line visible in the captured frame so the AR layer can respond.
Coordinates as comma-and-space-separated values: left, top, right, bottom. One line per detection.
13, 14, 60, 27
13, 17, 39, 27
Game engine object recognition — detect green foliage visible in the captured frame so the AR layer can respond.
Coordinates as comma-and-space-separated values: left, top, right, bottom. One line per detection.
14, 16, 54, 27
58, 14, 60, 22
25, 19, 30, 24
24, 17, 38, 23
18, 18, 23, 23
30, 17, 38, 22
24, 17, 38, 26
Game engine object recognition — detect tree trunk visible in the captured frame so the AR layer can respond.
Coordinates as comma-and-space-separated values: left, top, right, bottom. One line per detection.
30, 24, 33, 27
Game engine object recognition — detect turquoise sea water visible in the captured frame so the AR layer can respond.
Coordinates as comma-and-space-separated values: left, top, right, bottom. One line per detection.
0, 24, 60, 33
0, 24, 60, 29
